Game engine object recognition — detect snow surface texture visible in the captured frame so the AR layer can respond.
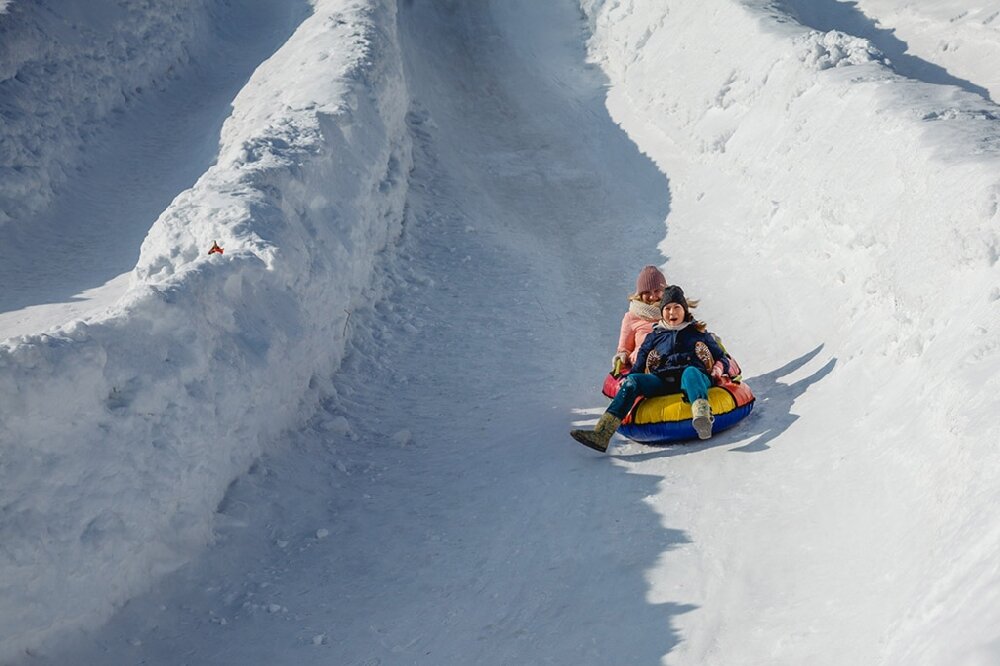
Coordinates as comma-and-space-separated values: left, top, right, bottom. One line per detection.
582, 0, 1000, 663
0, 0, 309, 338
4, 0, 1000, 663
0, 0, 411, 659
0, 0, 214, 227
16, 0, 677, 662
782, 0, 1000, 102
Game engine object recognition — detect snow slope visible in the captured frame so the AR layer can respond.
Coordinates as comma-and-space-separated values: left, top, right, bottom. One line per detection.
788, 0, 1000, 102
0, 0, 307, 338
21, 0, 677, 663
582, 0, 1000, 663
0, 0, 410, 659
0, 0, 214, 228
3, 0, 1000, 664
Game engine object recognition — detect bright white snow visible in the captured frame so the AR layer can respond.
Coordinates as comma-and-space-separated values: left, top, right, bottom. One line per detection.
2, 0, 1000, 664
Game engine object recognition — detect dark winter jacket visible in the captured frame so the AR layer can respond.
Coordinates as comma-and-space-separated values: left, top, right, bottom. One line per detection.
631, 321, 731, 384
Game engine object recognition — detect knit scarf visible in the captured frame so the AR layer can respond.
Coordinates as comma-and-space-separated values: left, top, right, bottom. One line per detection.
628, 299, 661, 322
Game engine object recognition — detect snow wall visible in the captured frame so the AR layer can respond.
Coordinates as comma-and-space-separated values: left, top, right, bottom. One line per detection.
0, 0, 410, 659
580, 1, 1000, 663
0, 0, 215, 228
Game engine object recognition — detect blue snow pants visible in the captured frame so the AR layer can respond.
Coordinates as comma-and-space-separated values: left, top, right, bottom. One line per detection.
607, 366, 712, 420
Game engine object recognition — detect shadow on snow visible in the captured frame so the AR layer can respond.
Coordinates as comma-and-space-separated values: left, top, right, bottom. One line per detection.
617, 344, 836, 461
775, 0, 992, 101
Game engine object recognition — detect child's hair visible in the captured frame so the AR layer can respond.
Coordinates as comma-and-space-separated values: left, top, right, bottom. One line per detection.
685, 298, 707, 331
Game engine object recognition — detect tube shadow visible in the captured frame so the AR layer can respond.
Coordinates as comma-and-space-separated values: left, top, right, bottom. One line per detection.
729, 344, 836, 452
617, 345, 835, 460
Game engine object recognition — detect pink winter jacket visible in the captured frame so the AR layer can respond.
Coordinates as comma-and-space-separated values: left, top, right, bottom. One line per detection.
618, 311, 657, 365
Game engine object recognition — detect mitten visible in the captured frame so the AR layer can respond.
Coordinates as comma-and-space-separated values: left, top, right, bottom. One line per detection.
711, 361, 727, 384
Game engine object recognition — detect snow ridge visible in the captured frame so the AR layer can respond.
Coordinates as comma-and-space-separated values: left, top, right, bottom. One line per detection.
772, 0, 997, 101
0, 0, 411, 659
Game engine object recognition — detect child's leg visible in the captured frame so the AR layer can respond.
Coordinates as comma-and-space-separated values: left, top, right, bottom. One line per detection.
680, 367, 712, 404
607, 373, 672, 419
682, 367, 715, 439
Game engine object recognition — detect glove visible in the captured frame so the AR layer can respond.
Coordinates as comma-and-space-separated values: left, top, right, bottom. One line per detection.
612, 351, 630, 377
711, 361, 726, 384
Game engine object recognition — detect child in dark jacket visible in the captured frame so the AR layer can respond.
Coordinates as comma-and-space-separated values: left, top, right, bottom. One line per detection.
571, 285, 734, 452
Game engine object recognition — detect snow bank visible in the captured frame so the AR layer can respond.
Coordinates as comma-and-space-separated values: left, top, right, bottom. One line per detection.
0, 0, 216, 227
0, 0, 410, 658
813, 0, 1000, 102
582, 0, 1000, 663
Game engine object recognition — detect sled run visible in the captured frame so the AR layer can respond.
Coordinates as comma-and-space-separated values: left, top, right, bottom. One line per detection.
2, 0, 999, 664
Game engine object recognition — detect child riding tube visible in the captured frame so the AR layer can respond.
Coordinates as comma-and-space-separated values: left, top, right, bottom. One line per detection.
571, 285, 735, 453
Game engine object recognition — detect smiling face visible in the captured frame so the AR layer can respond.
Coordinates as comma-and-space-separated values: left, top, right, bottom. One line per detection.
662, 302, 686, 326
639, 287, 664, 304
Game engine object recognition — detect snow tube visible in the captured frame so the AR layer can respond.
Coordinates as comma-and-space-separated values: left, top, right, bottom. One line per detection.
615, 378, 755, 444
602, 358, 632, 399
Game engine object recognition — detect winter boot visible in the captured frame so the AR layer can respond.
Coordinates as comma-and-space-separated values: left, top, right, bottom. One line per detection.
691, 398, 714, 440
570, 412, 622, 453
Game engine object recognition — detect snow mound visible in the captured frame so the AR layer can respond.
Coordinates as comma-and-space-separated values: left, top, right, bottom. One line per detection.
0, 0, 410, 659
797, 29, 886, 70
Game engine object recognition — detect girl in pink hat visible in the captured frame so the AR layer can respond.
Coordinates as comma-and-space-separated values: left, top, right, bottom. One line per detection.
613, 265, 667, 370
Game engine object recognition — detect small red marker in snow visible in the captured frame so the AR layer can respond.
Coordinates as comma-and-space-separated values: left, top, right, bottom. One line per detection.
208, 241, 224, 255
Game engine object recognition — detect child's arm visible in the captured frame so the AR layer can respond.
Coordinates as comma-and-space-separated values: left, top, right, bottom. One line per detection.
616, 313, 634, 358
704, 333, 734, 378
631, 329, 657, 375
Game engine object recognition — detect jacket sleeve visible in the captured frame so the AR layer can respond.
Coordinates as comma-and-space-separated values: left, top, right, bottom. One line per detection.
617, 313, 633, 354
630, 329, 656, 375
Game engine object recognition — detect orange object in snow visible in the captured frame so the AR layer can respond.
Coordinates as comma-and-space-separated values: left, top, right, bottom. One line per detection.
208, 241, 224, 255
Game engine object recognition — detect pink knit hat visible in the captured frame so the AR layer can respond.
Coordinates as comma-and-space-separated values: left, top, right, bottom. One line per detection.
635, 265, 667, 294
